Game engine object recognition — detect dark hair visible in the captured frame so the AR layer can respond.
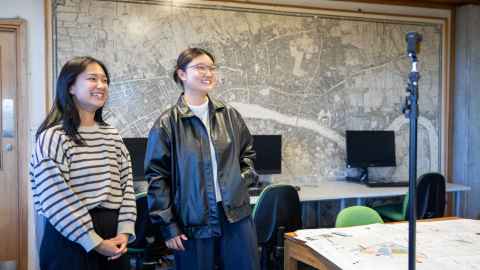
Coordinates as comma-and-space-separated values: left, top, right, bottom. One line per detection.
36, 56, 110, 145
173, 48, 215, 88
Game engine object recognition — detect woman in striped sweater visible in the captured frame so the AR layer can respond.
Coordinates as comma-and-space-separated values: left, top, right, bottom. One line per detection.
30, 56, 136, 270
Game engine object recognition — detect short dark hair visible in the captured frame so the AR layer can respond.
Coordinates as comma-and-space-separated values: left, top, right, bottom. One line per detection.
36, 56, 110, 145
173, 48, 215, 88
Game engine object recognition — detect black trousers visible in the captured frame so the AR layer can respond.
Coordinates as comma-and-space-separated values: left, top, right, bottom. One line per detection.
40, 208, 129, 270
174, 203, 260, 270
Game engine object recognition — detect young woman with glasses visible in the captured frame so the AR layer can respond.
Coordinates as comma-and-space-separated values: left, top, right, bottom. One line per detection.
145, 48, 260, 270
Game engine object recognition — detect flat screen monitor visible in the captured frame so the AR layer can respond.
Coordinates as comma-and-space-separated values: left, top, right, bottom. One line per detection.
123, 137, 147, 181
252, 135, 282, 174
346, 130, 396, 168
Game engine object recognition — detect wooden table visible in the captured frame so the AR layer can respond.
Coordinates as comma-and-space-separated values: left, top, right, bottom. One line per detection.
284, 217, 463, 270
284, 232, 340, 270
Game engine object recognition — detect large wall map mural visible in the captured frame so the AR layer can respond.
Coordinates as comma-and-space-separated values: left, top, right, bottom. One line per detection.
52, 0, 443, 185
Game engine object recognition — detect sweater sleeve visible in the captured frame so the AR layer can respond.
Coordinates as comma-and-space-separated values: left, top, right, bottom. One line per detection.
30, 129, 102, 252
117, 143, 137, 242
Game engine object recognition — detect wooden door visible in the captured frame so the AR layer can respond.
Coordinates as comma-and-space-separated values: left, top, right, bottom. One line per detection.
0, 20, 27, 270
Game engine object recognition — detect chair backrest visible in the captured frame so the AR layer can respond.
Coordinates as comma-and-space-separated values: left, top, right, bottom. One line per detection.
129, 192, 149, 248
403, 172, 446, 220
252, 184, 302, 245
416, 172, 446, 219
335, 206, 384, 228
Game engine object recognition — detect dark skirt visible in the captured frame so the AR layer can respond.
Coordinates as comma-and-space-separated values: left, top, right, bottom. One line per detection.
40, 208, 130, 270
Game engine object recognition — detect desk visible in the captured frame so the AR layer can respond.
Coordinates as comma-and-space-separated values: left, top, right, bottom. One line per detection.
284, 218, 480, 270
284, 233, 340, 270
136, 180, 470, 216
250, 180, 470, 216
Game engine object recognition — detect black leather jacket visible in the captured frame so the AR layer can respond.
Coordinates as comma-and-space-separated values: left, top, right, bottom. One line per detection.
145, 94, 258, 240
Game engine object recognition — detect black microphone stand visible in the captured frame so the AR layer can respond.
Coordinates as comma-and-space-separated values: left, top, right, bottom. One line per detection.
403, 32, 421, 270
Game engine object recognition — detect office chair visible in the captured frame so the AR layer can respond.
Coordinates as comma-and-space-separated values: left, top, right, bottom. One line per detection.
416, 173, 446, 218
373, 172, 446, 221
335, 206, 384, 228
252, 184, 302, 270
127, 192, 172, 270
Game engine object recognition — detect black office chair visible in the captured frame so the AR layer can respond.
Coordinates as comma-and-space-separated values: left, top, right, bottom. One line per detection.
416, 172, 446, 219
252, 184, 302, 270
127, 192, 172, 270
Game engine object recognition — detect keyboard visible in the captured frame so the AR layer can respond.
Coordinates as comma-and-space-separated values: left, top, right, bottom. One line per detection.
365, 181, 410, 187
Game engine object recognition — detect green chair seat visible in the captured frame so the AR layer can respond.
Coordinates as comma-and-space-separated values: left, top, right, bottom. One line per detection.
374, 204, 406, 221
335, 206, 384, 228
127, 247, 145, 254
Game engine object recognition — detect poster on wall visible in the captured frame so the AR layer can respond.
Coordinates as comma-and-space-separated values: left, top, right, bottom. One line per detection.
49, 0, 445, 183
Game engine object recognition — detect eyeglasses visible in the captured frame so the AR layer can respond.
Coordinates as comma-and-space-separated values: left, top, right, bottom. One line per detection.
187, 64, 218, 75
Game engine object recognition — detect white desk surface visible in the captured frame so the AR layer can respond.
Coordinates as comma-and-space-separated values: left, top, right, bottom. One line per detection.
134, 179, 470, 209
250, 180, 471, 204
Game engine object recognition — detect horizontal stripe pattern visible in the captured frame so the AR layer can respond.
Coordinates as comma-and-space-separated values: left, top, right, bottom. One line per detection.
30, 123, 136, 252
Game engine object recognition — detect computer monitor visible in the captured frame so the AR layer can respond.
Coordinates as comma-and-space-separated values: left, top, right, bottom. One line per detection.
252, 135, 282, 175
123, 137, 148, 181
346, 130, 396, 181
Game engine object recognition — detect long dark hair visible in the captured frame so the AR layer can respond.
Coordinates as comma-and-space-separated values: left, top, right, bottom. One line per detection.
173, 47, 215, 88
36, 56, 110, 145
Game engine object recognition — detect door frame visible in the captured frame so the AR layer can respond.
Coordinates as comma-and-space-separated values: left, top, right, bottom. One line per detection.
0, 19, 29, 270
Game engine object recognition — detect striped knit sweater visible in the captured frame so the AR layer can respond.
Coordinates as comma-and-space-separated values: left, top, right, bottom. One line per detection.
30, 123, 136, 252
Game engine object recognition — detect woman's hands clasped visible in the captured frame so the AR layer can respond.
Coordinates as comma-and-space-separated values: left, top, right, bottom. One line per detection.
95, 233, 129, 260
